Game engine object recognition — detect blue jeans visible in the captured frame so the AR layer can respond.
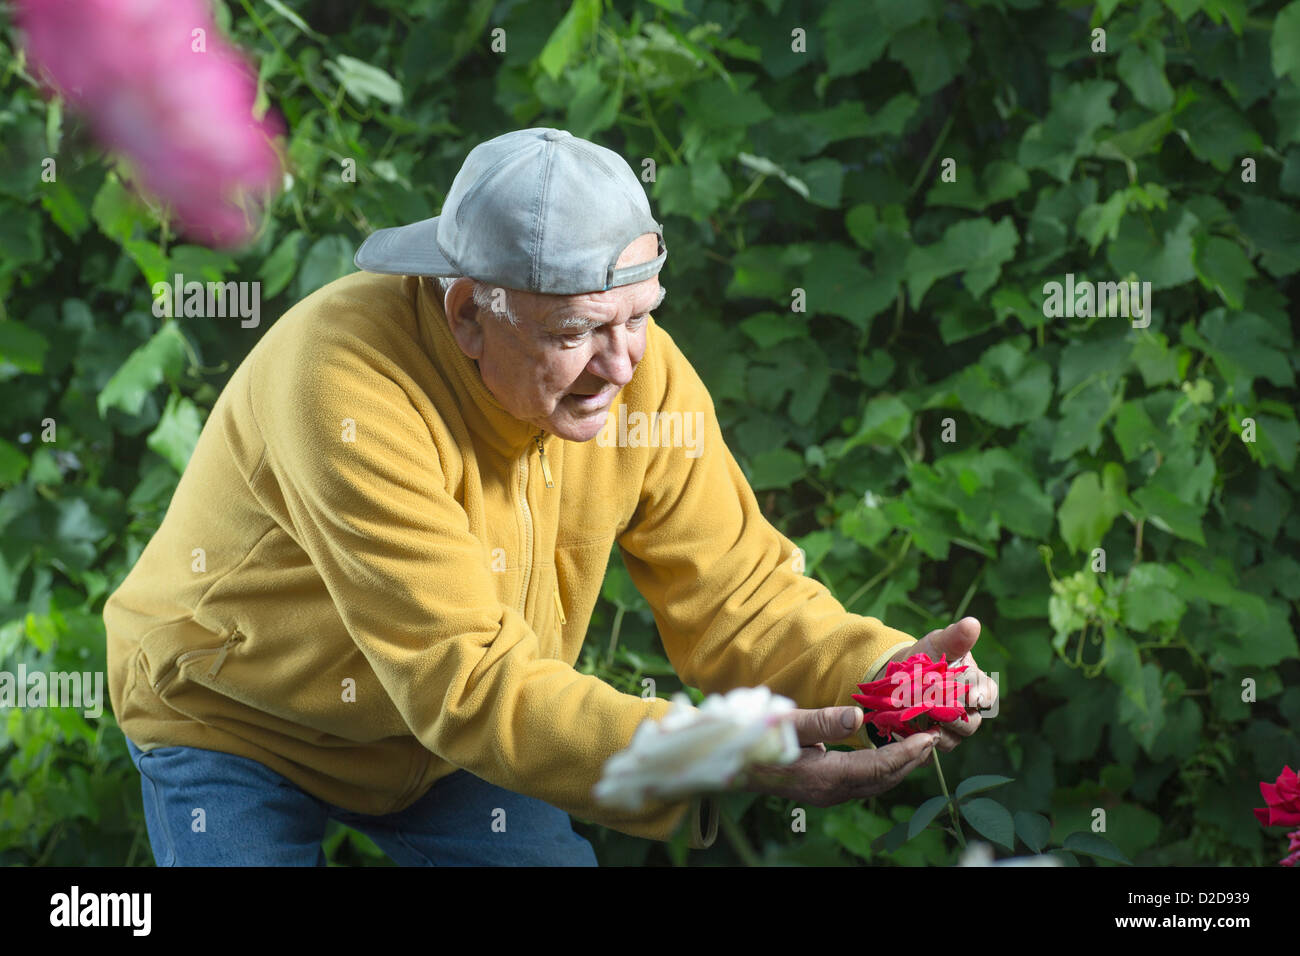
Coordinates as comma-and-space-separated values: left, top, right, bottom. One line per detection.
125, 737, 598, 866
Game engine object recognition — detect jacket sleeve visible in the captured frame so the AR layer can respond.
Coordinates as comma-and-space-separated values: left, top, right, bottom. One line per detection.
618, 325, 916, 749
255, 321, 712, 845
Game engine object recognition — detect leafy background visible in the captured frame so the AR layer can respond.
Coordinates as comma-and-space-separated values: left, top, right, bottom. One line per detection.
1, 0, 1297, 866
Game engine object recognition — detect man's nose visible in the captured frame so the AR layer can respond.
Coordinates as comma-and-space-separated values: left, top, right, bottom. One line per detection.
589, 326, 639, 388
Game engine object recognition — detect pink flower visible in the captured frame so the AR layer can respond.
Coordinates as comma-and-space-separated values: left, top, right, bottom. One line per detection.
1254, 766, 1300, 828
16, 0, 283, 247
852, 652, 971, 739
1281, 830, 1300, 868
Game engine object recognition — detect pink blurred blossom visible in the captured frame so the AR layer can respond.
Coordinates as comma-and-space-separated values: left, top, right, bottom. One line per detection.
17, 0, 284, 247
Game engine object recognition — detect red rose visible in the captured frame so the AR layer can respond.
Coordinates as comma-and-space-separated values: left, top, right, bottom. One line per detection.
1281, 830, 1300, 868
1254, 766, 1300, 828
852, 652, 971, 739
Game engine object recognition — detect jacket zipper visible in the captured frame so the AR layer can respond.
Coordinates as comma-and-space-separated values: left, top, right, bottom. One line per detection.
552, 584, 567, 627
534, 430, 554, 488
518, 442, 534, 615
151, 630, 245, 691
518, 431, 552, 616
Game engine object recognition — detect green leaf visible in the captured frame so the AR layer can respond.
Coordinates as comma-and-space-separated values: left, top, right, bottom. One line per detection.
955, 774, 1014, 801
39, 180, 89, 239
0, 439, 28, 485
295, 235, 356, 299
1105, 628, 1145, 711
147, 393, 204, 474
1132, 485, 1206, 545
1178, 83, 1263, 171
1192, 235, 1257, 310
1198, 308, 1294, 390
1014, 810, 1051, 853
1164, 0, 1204, 21
1076, 190, 1128, 255
1116, 663, 1166, 751
888, 19, 971, 96
737, 153, 808, 200
747, 448, 806, 490
653, 162, 732, 219
1119, 563, 1187, 631
959, 797, 1016, 852
842, 396, 912, 451
265, 0, 326, 40
0, 321, 50, 377
1117, 43, 1174, 112
325, 55, 404, 107
1062, 831, 1131, 865
1234, 195, 1300, 277
955, 341, 1052, 428
738, 311, 805, 349
91, 173, 148, 243
1273, 1, 1300, 83
819, 0, 893, 79
802, 242, 894, 328
538, 0, 602, 80
259, 230, 305, 299
1106, 208, 1198, 290
97, 323, 189, 418
907, 795, 951, 841
1058, 463, 1127, 555
904, 217, 1018, 306
1050, 380, 1115, 462
1018, 80, 1117, 181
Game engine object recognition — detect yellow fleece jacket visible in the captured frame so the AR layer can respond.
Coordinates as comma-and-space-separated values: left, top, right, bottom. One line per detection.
103, 271, 916, 848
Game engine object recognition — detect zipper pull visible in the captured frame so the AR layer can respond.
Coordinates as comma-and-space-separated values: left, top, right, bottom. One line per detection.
552, 584, 567, 625
535, 432, 554, 488
208, 631, 245, 678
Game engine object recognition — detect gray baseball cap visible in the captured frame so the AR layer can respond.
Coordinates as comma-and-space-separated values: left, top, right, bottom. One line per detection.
353, 127, 667, 294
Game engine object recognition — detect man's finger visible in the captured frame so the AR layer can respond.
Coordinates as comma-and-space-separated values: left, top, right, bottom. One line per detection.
850, 731, 938, 781
787, 706, 862, 747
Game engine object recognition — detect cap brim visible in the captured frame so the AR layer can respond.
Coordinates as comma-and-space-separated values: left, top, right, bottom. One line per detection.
353, 215, 459, 276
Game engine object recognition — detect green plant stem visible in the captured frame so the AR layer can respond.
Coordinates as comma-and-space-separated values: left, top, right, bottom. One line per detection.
908, 110, 958, 199
932, 747, 966, 849
605, 605, 625, 667
843, 533, 913, 611
952, 566, 984, 622
718, 808, 763, 866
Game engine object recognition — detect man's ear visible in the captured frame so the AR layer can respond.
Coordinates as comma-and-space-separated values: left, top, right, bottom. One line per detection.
443, 277, 484, 360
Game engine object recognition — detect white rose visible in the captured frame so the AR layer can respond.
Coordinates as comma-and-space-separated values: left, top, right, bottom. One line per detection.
593, 686, 800, 812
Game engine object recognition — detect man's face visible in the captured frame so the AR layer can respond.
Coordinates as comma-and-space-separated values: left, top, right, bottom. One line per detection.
445, 232, 664, 443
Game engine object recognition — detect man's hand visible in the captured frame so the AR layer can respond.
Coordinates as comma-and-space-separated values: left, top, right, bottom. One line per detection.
738, 707, 939, 807
888, 615, 998, 753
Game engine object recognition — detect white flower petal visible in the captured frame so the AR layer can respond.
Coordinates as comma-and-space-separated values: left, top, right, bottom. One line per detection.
595, 686, 800, 810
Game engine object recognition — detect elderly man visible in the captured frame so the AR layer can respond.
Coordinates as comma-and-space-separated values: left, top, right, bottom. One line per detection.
104, 127, 996, 867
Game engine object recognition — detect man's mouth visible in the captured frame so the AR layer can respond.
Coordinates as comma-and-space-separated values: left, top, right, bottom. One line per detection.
568, 386, 612, 407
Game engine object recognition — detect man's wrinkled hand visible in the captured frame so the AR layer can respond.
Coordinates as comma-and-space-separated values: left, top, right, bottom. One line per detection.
888, 615, 998, 753
737, 706, 939, 807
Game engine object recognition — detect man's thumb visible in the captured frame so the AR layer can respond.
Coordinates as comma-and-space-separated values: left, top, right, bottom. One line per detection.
790, 706, 862, 746
927, 616, 981, 662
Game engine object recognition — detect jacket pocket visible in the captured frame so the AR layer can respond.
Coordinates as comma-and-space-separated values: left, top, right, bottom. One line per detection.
151, 628, 246, 694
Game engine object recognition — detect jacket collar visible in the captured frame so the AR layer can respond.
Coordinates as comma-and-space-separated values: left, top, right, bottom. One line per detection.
416, 277, 544, 460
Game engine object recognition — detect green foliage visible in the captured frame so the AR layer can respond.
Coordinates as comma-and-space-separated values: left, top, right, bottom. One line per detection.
1, 0, 1296, 867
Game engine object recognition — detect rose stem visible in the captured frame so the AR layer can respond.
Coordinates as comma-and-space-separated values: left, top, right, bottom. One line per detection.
931, 746, 966, 849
